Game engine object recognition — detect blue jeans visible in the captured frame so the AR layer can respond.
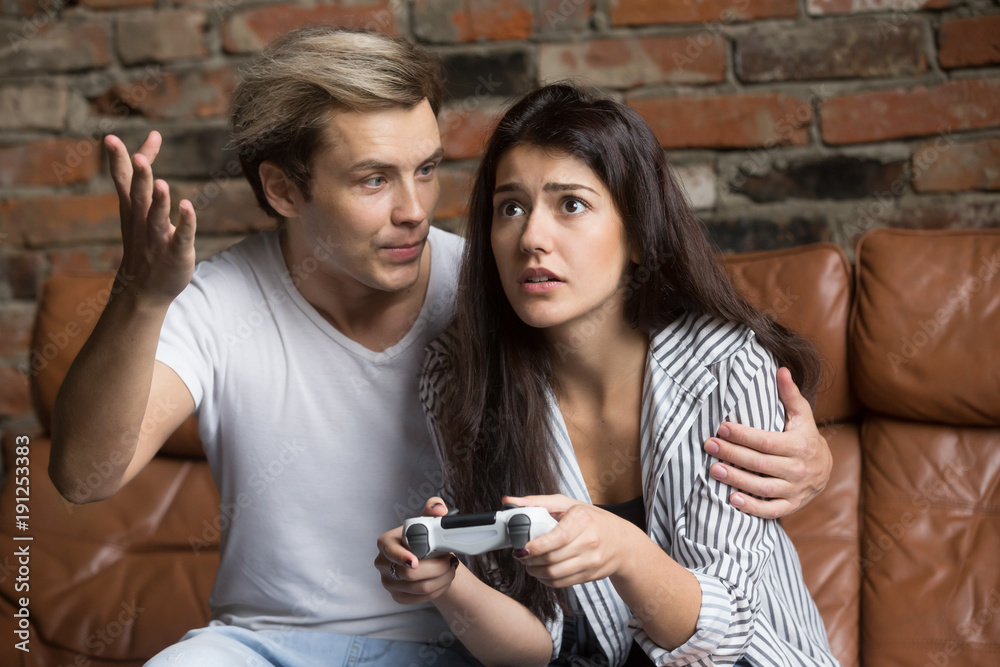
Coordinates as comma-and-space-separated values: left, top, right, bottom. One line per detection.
143, 624, 482, 667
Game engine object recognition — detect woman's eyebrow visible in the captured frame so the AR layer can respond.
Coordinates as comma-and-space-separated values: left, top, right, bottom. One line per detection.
542, 182, 598, 194
493, 182, 599, 195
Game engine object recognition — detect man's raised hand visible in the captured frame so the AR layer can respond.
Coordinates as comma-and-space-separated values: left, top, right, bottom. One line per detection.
106, 132, 196, 306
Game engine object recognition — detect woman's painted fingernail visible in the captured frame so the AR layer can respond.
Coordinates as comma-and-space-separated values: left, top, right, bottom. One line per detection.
514, 548, 530, 558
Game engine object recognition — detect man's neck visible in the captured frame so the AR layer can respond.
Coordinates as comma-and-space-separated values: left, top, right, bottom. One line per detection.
279, 230, 433, 353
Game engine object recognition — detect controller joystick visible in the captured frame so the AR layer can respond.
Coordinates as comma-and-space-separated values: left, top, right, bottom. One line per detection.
404, 506, 557, 559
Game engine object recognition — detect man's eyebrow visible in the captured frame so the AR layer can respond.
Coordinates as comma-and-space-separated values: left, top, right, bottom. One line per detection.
493, 182, 599, 195
347, 147, 445, 174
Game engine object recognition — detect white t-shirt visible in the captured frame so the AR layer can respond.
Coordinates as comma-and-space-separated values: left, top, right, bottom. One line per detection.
155, 226, 463, 641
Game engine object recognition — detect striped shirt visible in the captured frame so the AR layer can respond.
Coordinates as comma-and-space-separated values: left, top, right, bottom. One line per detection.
421, 312, 840, 667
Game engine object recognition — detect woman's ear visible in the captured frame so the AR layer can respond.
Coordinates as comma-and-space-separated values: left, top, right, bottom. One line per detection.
259, 161, 300, 219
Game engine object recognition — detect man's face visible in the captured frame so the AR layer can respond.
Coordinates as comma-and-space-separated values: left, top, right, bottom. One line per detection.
285, 99, 443, 295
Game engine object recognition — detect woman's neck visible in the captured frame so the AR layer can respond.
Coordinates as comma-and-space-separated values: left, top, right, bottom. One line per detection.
546, 313, 649, 410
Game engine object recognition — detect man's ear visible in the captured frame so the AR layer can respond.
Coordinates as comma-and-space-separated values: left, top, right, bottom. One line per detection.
259, 161, 299, 218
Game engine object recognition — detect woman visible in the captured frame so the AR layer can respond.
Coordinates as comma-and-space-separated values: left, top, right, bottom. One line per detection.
376, 84, 839, 667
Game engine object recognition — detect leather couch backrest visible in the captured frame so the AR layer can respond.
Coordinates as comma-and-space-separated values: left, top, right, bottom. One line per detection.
725, 242, 857, 423
851, 228, 1000, 425
851, 228, 1000, 666
30, 271, 204, 459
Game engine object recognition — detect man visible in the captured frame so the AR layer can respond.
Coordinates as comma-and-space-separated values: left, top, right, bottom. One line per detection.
49, 27, 832, 667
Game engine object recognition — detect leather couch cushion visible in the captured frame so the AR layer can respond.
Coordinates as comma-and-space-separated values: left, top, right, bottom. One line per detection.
860, 415, 1000, 665
782, 423, 861, 667
851, 229, 1000, 425
726, 243, 857, 423
0, 434, 218, 665
29, 271, 204, 458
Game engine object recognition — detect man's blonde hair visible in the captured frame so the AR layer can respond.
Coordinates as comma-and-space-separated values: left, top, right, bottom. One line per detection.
230, 27, 443, 219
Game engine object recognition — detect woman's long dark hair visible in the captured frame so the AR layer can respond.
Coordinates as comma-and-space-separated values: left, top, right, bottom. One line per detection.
429, 84, 821, 621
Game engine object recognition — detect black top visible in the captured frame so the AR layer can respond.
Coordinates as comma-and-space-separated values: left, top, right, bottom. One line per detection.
596, 496, 654, 667
597, 495, 647, 533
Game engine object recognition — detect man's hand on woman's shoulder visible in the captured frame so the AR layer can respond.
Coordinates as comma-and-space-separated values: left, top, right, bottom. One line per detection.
704, 367, 832, 520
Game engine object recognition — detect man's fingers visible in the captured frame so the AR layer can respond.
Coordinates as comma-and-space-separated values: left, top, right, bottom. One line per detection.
105, 135, 133, 200
713, 420, 784, 457
130, 153, 155, 229
705, 435, 782, 476
709, 462, 794, 499
777, 367, 813, 429
172, 200, 198, 253
147, 180, 172, 241
727, 492, 794, 521
136, 130, 162, 165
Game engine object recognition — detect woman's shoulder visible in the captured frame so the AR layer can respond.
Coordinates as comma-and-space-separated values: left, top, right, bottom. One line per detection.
420, 330, 459, 400
652, 311, 761, 368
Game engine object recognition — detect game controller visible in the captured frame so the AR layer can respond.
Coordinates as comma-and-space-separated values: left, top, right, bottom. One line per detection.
404, 506, 558, 559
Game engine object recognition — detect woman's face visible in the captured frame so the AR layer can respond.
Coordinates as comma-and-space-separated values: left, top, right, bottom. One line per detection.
490, 144, 634, 334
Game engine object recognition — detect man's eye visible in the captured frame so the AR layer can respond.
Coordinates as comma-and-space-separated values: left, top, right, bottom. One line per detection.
365, 176, 386, 187
419, 163, 437, 176
560, 198, 588, 214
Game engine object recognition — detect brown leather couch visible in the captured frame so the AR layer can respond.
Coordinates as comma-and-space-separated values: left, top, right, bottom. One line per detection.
1, 227, 998, 666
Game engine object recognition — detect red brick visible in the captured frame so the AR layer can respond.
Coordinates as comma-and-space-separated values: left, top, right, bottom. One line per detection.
414, 0, 533, 42
0, 250, 44, 300
0, 139, 101, 187
820, 79, 1000, 145
807, 0, 946, 15
170, 180, 274, 235
117, 10, 208, 65
610, 0, 797, 25
224, 2, 398, 53
48, 246, 123, 274
0, 193, 120, 247
450, 0, 533, 42
0, 303, 34, 357
80, 0, 154, 8
627, 93, 812, 149
0, 85, 67, 131
1, 15, 110, 73
913, 137, 1000, 193
534, 0, 590, 33
438, 105, 501, 160
436, 164, 475, 220
8, 0, 56, 18
92, 67, 237, 121
540, 35, 725, 88
0, 364, 32, 417
938, 15, 1000, 69
736, 19, 927, 82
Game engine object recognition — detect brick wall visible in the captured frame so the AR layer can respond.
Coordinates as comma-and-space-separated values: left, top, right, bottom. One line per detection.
1, 0, 999, 431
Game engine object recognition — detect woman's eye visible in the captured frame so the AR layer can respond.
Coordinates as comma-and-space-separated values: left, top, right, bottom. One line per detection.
499, 202, 525, 217
560, 198, 587, 215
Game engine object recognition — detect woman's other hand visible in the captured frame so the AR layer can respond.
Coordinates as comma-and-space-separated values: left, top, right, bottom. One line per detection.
374, 497, 459, 604
503, 494, 641, 588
